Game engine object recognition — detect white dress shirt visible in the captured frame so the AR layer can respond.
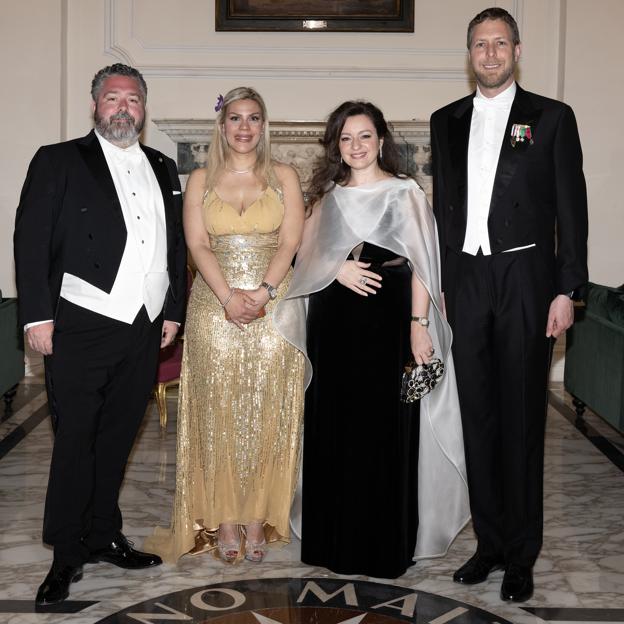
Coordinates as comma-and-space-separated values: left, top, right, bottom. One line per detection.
26, 132, 169, 330
464, 82, 535, 256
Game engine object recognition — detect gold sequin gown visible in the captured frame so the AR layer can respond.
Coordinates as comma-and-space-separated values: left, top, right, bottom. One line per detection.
146, 186, 305, 563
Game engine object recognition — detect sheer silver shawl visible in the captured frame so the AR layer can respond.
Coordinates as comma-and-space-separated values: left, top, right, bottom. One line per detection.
274, 176, 470, 559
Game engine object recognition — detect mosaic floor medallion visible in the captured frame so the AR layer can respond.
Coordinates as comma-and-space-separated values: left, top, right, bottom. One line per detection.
96, 577, 512, 624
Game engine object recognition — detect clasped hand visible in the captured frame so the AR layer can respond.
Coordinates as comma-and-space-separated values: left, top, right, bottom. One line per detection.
224, 288, 270, 330
337, 260, 382, 296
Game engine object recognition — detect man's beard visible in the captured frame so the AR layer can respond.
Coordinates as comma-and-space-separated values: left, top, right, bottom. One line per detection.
474, 63, 515, 90
95, 110, 144, 147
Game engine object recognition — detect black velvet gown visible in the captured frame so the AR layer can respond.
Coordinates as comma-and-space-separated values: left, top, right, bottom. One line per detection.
300, 242, 420, 579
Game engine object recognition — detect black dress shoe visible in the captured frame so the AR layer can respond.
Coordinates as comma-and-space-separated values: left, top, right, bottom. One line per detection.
453, 552, 505, 584
500, 564, 534, 602
35, 561, 83, 605
89, 533, 162, 569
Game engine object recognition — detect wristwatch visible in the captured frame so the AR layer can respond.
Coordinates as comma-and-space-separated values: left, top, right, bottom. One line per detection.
261, 281, 278, 300
411, 316, 430, 327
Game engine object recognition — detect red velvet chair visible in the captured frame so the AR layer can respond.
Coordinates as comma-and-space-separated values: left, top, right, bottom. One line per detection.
154, 266, 193, 430
154, 340, 184, 430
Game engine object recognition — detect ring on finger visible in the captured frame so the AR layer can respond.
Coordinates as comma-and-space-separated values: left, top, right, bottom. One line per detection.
359, 277, 367, 286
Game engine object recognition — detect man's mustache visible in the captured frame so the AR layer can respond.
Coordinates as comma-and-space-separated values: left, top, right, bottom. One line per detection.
109, 111, 135, 124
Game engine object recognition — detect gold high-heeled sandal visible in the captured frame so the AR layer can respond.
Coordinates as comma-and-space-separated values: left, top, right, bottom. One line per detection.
217, 524, 242, 564
243, 523, 267, 563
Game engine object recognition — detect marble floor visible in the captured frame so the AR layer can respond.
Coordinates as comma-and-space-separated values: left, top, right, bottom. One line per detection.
1, 380, 623, 624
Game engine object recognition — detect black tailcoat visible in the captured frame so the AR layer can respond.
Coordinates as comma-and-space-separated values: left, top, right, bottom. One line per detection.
14, 129, 186, 326
430, 85, 588, 565
13, 130, 187, 563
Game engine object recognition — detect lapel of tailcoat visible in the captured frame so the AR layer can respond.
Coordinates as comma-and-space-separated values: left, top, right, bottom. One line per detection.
142, 146, 175, 255
76, 130, 125, 224
489, 85, 543, 213
448, 96, 473, 220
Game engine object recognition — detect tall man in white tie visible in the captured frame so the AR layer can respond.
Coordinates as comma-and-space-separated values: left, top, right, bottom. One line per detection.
14, 63, 187, 605
430, 8, 587, 602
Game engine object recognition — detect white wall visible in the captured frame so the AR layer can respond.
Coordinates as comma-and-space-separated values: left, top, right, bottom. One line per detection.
0, 1, 63, 297
1, 0, 622, 298
62, 0, 527, 146
563, 0, 624, 287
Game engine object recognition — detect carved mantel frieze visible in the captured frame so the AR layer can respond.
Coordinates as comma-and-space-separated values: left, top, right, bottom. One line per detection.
153, 119, 432, 199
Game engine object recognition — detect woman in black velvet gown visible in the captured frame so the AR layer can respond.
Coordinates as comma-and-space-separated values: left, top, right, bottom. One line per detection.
275, 101, 468, 579
296, 101, 438, 579
304, 245, 419, 578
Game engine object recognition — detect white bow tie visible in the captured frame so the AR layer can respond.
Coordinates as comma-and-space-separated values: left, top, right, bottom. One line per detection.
113, 148, 144, 166
473, 96, 510, 112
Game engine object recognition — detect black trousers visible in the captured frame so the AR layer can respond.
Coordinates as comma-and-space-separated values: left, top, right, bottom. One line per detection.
444, 247, 553, 567
43, 300, 162, 565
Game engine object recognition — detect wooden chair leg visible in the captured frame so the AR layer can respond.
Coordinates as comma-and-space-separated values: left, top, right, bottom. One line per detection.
3, 384, 18, 411
572, 395, 586, 430
155, 383, 168, 430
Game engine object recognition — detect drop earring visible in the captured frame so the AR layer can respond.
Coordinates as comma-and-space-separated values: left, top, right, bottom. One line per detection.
379, 144, 383, 160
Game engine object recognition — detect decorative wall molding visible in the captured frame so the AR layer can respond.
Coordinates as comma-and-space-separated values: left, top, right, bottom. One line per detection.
104, 0, 134, 64
122, 0, 524, 56
152, 119, 328, 145
153, 119, 430, 145
103, 0, 524, 82
141, 66, 472, 82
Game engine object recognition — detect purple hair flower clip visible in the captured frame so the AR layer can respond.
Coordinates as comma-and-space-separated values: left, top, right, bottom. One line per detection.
214, 94, 224, 113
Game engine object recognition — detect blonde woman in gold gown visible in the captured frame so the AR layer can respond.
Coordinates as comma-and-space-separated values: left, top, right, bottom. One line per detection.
146, 87, 306, 564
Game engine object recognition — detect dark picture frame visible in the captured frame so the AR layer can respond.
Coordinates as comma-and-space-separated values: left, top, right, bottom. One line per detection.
215, 1, 414, 32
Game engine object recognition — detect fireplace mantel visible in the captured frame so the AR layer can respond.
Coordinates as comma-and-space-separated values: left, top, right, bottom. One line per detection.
153, 118, 432, 199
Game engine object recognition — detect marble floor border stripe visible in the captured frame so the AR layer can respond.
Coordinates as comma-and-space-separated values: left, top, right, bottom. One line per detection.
548, 391, 624, 473
1, 383, 45, 423
0, 599, 99, 614
0, 387, 48, 442
0, 600, 98, 614
0, 400, 49, 461
523, 607, 624, 621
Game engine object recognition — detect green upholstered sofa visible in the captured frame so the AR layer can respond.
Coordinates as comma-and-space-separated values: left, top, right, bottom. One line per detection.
0, 296, 25, 409
564, 282, 624, 433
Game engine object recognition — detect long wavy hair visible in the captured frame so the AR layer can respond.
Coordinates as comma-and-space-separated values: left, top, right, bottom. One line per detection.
204, 86, 274, 191
307, 100, 403, 206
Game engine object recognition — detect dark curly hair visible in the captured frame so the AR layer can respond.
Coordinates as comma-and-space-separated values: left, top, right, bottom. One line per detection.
307, 100, 403, 206
91, 63, 147, 101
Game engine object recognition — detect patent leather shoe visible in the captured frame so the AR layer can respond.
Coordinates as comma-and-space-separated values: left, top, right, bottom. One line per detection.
453, 552, 505, 584
500, 564, 534, 602
35, 561, 83, 605
89, 533, 162, 569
